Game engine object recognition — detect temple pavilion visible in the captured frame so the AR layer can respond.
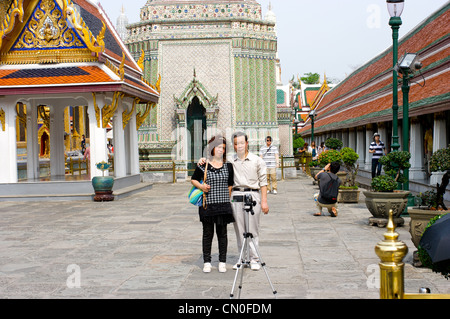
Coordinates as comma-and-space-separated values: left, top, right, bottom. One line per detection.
0, 0, 159, 200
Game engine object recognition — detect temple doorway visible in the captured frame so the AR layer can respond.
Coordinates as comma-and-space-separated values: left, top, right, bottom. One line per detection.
186, 96, 206, 175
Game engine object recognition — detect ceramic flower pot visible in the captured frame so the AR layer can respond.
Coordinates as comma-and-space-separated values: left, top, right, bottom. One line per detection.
92, 176, 114, 202
363, 190, 410, 227
338, 188, 360, 203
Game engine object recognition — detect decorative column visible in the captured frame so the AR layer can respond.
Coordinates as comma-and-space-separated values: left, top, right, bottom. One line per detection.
26, 101, 40, 180
348, 127, 356, 151
113, 98, 126, 178
50, 105, 66, 177
205, 106, 220, 142
175, 108, 187, 162
356, 127, 365, 168
409, 117, 426, 180
87, 94, 108, 178
125, 99, 140, 176
430, 112, 448, 185
365, 124, 374, 170
0, 103, 18, 183
342, 129, 349, 148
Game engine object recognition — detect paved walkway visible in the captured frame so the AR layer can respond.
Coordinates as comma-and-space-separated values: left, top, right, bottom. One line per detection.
0, 173, 448, 299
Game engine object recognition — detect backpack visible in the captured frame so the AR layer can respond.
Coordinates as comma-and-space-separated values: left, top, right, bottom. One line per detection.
320, 173, 340, 204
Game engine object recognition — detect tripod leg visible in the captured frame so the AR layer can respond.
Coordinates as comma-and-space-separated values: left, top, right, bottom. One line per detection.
249, 237, 278, 297
230, 236, 247, 299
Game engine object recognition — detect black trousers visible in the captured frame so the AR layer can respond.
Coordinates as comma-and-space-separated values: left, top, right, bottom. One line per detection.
202, 221, 228, 263
372, 158, 382, 178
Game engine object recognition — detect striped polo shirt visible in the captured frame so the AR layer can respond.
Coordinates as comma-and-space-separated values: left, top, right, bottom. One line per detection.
259, 145, 279, 168
369, 141, 385, 159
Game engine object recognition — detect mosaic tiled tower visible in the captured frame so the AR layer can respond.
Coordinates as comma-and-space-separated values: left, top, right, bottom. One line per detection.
126, 0, 292, 174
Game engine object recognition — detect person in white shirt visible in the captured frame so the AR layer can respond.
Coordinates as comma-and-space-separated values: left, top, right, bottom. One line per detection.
259, 136, 279, 194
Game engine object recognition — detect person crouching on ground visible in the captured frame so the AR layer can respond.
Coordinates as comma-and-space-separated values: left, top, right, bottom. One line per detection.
191, 136, 235, 273
313, 162, 342, 217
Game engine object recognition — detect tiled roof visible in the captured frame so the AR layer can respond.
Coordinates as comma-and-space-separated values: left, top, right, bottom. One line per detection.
299, 4, 450, 135
0, 65, 114, 86
0, 0, 159, 102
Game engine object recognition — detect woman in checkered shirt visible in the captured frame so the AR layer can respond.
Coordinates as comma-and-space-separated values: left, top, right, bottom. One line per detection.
191, 136, 234, 273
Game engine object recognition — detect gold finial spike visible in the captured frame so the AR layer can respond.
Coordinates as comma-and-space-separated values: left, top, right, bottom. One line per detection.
384, 209, 399, 242
375, 209, 408, 299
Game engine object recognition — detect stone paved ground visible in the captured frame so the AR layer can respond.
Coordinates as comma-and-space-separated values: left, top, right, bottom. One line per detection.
0, 173, 448, 299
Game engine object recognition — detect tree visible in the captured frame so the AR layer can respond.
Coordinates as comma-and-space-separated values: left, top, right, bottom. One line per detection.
301, 72, 320, 85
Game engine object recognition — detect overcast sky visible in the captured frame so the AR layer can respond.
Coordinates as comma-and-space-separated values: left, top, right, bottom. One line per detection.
101, 0, 449, 84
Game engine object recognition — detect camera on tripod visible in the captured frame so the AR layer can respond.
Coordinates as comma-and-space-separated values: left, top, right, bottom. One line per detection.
243, 194, 257, 214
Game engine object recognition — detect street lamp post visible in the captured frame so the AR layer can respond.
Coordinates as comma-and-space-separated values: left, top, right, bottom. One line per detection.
387, 0, 404, 153
309, 109, 316, 144
397, 53, 423, 194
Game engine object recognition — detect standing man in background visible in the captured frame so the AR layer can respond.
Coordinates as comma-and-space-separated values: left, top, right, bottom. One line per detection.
259, 136, 279, 194
369, 132, 387, 178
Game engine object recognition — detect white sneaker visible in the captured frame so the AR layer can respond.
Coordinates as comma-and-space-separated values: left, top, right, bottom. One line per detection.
267, 190, 271, 194
273, 190, 277, 194
218, 262, 227, 273
250, 261, 260, 271
203, 263, 212, 273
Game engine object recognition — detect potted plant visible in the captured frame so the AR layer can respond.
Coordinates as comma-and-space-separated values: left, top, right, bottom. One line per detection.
92, 161, 114, 202
337, 147, 360, 203
364, 151, 411, 227
408, 146, 449, 266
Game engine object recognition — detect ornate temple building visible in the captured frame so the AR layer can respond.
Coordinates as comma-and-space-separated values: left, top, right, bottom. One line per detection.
0, 0, 159, 200
126, 0, 294, 178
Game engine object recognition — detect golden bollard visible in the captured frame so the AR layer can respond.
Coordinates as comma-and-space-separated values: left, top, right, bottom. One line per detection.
375, 209, 408, 299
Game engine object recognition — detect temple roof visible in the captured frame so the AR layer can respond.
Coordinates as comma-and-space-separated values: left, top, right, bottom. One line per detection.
0, 0, 159, 102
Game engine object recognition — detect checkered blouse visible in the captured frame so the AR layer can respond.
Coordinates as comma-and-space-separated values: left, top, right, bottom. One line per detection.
192, 162, 234, 206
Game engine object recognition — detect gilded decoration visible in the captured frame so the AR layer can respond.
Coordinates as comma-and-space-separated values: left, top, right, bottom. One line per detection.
1, 0, 105, 64
62, 0, 105, 54
38, 105, 50, 128
92, 91, 125, 129
122, 98, 138, 130
91, 92, 101, 128
136, 102, 155, 130
0, 107, 5, 131
11, 0, 85, 51
0, 0, 24, 49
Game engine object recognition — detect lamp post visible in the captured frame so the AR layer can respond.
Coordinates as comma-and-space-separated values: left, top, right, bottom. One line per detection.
397, 53, 423, 195
309, 109, 316, 144
292, 103, 299, 134
387, 0, 404, 153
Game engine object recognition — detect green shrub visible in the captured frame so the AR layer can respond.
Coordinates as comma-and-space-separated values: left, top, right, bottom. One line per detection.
379, 151, 411, 184
293, 136, 305, 150
340, 147, 359, 187
325, 138, 343, 150
371, 175, 398, 192
430, 146, 450, 172
318, 149, 341, 167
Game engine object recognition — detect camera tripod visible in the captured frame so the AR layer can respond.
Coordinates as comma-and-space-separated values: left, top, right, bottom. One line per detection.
230, 194, 277, 299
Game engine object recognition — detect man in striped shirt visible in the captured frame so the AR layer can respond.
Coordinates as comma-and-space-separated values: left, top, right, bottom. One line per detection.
259, 136, 279, 194
369, 132, 387, 178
